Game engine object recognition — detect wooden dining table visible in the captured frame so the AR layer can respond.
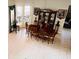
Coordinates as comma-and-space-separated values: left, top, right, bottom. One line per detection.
28, 23, 59, 44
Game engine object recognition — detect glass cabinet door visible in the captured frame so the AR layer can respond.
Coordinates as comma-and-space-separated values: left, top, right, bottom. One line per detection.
11, 9, 14, 26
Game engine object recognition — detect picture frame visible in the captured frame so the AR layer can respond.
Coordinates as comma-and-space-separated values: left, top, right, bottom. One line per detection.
34, 7, 40, 16
57, 9, 67, 19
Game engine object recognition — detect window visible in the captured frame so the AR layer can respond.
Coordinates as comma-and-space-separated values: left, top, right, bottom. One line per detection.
24, 6, 30, 17
16, 5, 30, 23
16, 6, 23, 16
16, 6, 23, 22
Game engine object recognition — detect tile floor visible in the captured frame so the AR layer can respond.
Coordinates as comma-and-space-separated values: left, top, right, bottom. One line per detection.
8, 28, 71, 59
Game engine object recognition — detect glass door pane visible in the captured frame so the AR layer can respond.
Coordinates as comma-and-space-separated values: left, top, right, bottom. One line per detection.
11, 9, 14, 26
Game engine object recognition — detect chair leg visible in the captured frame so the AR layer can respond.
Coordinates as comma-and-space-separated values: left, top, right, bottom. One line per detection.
48, 37, 50, 44
48, 39, 49, 44
52, 37, 54, 44
36, 34, 39, 40
28, 32, 30, 37
29, 32, 32, 39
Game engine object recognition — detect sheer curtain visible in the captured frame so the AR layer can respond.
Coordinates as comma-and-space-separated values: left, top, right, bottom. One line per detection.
24, 6, 30, 17
16, 5, 30, 27
24, 5, 30, 24
16, 6, 23, 22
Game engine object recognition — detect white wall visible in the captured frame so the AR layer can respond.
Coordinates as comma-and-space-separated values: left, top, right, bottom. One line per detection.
8, 0, 15, 6
30, 0, 70, 9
